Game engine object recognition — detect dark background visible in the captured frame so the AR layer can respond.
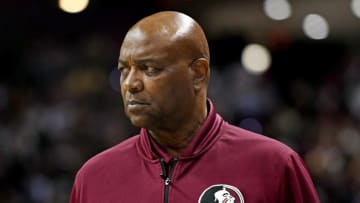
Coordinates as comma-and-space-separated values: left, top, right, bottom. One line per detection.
1, 0, 360, 202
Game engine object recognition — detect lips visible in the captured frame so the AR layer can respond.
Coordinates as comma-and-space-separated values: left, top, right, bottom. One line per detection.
126, 100, 150, 112
127, 100, 149, 105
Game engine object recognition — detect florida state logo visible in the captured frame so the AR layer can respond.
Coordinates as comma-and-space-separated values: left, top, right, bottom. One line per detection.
198, 184, 244, 203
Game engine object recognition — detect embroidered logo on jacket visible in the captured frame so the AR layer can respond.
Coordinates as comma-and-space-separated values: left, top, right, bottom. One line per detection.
198, 184, 244, 203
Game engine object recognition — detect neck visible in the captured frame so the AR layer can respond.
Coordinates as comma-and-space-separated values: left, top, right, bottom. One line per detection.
149, 102, 208, 158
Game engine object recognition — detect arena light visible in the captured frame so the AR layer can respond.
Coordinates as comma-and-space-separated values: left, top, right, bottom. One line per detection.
263, 0, 292, 21
241, 44, 271, 75
303, 14, 329, 40
351, 0, 360, 18
59, 0, 89, 14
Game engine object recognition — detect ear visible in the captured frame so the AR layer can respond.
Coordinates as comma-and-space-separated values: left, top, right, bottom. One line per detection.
189, 58, 209, 92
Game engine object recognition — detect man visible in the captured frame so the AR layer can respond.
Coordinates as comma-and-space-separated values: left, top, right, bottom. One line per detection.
70, 11, 320, 203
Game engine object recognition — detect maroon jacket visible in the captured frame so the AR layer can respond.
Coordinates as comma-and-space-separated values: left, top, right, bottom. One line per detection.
70, 100, 320, 203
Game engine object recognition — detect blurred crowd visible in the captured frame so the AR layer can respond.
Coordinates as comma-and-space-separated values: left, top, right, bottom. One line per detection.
1, 28, 360, 203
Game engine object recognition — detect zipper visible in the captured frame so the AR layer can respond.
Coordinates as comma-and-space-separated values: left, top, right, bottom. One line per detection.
160, 158, 178, 203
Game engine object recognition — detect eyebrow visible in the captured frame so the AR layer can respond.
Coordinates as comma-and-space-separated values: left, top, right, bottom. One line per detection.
118, 59, 128, 66
118, 58, 157, 66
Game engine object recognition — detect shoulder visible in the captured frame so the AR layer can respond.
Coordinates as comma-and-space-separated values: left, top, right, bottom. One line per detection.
220, 122, 297, 160
215, 123, 319, 202
216, 122, 306, 178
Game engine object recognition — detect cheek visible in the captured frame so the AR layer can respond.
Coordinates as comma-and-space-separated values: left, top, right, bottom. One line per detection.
171, 75, 194, 98
148, 74, 192, 97
149, 77, 194, 113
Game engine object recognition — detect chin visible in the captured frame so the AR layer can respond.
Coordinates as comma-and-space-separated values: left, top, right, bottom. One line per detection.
128, 116, 152, 129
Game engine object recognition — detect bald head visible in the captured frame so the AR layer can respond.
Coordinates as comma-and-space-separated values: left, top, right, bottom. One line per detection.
118, 11, 210, 132
117, 11, 212, 153
121, 11, 210, 63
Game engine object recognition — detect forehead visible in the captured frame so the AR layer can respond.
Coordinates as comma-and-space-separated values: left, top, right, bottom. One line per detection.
119, 28, 179, 62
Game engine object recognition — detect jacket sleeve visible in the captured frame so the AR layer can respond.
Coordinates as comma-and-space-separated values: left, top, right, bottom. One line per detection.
279, 151, 320, 203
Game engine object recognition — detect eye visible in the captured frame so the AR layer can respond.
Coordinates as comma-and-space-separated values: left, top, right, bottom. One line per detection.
143, 65, 162, 76
118, 66, 130, 79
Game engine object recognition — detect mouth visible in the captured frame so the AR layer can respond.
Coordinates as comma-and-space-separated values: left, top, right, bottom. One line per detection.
127, 100, 149, 105
126, 100, 150, 112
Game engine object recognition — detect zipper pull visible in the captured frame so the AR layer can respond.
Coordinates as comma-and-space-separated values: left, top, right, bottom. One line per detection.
165, 177, 171, 185
160, 158, 177, 186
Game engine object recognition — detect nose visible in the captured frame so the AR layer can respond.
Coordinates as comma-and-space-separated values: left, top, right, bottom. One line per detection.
121, 68, 144, 93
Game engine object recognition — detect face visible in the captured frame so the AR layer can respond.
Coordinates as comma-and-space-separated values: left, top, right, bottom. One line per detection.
118, 28, 196, 130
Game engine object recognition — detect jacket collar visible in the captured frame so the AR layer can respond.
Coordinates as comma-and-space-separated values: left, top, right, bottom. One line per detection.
136, 99, 224, 162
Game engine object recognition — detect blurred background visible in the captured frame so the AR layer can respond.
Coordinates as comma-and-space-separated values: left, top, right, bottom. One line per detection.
1, 0, 360, 202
